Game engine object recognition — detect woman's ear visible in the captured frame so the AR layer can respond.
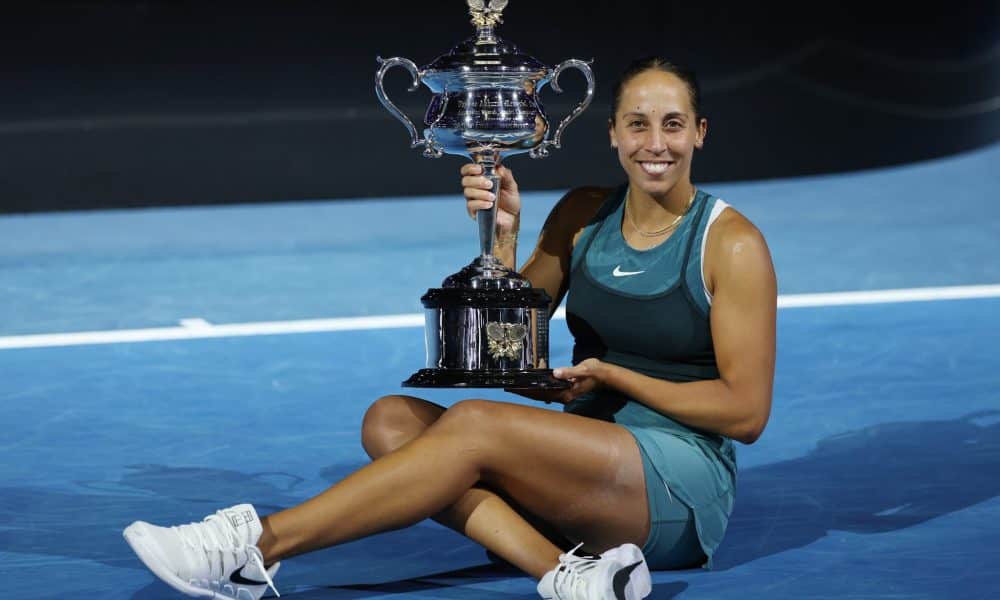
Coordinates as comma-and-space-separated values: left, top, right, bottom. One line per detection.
695, 117, 708, 149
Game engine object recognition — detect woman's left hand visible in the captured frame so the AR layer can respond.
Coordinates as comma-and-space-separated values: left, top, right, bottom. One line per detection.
549, 358, 608, 404
509, 358, 610, 405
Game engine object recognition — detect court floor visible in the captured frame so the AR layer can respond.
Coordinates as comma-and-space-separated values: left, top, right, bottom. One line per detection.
1, 142, 998, 599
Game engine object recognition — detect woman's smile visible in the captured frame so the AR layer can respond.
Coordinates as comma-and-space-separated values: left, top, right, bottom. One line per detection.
637, 160, 673, 176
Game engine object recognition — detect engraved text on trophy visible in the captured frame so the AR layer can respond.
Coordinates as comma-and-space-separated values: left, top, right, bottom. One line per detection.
425, 91, 548, 152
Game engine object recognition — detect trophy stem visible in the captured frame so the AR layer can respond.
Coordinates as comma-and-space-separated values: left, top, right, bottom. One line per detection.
475, 156, 502, 259
476, 25, 497, 45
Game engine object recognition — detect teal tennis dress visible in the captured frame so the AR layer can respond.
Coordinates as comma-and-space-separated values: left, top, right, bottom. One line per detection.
564, 185, 737, 569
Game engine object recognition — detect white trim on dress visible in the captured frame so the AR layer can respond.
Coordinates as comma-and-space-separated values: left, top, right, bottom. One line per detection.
701, 199, 730, 306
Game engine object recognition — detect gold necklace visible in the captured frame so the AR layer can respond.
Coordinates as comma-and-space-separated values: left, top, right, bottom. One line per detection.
625, 186, 697, 238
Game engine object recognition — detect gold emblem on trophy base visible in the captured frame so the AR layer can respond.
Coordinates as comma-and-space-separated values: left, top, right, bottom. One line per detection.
486, 322, 527, 361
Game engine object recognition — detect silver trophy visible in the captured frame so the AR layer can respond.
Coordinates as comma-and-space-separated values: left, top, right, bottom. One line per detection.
376, 0, 594, 389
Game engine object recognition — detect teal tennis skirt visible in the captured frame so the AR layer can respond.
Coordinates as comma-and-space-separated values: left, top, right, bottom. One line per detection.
566, 396, 736, 570
626, 428, 719, 569
622, 419, 736, 570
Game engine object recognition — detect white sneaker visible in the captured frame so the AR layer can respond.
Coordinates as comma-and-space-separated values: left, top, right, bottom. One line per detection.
537, 542, 651, 600
123, 504, 280, 599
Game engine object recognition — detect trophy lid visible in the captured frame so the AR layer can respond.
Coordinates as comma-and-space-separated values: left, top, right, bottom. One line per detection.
423, 35, 546, 73
422, 0, 546, 75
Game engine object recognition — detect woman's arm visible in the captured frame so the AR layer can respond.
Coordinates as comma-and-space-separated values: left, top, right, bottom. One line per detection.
555, 211, 777, 444
518, 186, 607, 315
461, 162, 607, 315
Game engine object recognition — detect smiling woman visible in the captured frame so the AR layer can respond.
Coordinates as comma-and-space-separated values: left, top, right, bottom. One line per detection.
609, 59, 707, 224
122, 56, 776, 600
459, 52, 777, 575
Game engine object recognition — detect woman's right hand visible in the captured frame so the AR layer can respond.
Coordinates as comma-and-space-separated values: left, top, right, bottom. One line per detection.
460, 163, 521, 235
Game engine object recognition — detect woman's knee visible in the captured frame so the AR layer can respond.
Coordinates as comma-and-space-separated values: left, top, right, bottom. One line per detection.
433, 399, 503, 441
361, 394, 441, 459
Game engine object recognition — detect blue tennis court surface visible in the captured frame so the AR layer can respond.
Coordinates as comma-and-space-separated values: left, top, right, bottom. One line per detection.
2, 143, 998, 598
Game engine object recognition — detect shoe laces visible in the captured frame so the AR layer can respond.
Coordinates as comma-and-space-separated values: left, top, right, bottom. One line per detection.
550, 543, 600, 599
173, 509, 280, 598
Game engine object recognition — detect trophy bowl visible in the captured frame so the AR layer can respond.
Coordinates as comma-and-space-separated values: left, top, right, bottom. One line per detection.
375, 0, 594, 389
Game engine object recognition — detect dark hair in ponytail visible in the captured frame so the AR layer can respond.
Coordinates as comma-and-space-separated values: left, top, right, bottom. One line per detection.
610, 56, 702, 122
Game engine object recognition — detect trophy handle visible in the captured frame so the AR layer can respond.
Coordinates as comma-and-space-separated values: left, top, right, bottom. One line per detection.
375, 57, 444, 158
530, 59, 595, 159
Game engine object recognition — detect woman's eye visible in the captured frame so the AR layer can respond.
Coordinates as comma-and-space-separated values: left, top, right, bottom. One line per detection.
666, 120, 683, 129
629, 120, 645, 128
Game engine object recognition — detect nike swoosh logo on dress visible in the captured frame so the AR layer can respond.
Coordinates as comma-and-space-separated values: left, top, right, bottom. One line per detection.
612, 561, 643, 599
613, 265, 645, 277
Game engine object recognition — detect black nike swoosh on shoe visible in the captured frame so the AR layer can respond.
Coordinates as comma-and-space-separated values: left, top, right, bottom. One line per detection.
229, 566, 267, 586
612, 561, 643, 600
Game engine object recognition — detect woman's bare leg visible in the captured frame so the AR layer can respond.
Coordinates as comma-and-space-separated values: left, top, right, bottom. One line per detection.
359, 395, 570, 577
258, 399, 649, 578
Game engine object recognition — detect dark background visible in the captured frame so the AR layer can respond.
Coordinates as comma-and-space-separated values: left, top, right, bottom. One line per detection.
1, 0, 997, 214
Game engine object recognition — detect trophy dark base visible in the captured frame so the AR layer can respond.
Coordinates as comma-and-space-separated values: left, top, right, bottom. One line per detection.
403, 368, 571, 391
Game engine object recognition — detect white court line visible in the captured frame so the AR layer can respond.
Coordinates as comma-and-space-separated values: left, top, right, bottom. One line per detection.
178, 318, 213, 329
0, 314, 424, 350
1, 284, 998, 351
775, 284, 1000, 308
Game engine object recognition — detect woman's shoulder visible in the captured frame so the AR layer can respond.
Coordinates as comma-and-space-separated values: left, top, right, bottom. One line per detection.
558, 185, 614, 213
703, 200, 774, 290
526, 186, 616, 277
546, 186, 616, 231
707, 202, 766, 249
